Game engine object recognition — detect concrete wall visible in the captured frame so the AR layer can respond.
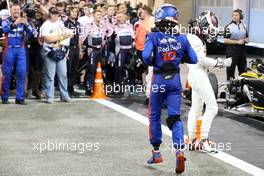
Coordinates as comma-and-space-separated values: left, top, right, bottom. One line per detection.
165, 0, 193, 25
154, 0, 194, 26
116, 0, 193, 26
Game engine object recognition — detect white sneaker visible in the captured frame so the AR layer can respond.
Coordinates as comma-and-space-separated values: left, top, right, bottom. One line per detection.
61, 97, 72, 103
199, 139, 218, 153
188, 138, 200, 151
45, 99, 54, 104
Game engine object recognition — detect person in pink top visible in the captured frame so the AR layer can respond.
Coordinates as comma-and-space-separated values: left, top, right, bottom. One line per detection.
102, 4, 117, 39
81, 9, 109, 96
113, 12, 135, 92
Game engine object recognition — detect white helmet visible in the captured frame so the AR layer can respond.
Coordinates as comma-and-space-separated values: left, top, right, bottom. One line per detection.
197, 11, 219, 43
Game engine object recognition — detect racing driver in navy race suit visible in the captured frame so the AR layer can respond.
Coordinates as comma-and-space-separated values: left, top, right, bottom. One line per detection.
1, 2, 36, 105
142, 4, 198, 174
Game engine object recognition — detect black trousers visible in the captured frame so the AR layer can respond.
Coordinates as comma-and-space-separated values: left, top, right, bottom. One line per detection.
87, 49, 102, 90
115, 49, 135, 85
226, 55, 247, 80
67, 46, 80, 94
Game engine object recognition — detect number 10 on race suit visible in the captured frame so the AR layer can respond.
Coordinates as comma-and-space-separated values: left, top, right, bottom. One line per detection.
163, 51, 177, 61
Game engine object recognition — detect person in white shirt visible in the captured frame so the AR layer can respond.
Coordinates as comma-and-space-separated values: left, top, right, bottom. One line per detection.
40, 7, 72, 104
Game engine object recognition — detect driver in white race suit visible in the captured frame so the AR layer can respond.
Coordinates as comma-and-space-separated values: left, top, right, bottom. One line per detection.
187, 12, 232, 152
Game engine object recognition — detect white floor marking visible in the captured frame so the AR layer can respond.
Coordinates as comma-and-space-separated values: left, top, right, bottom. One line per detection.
94, 99, 264, 176
4, 98, 93, 103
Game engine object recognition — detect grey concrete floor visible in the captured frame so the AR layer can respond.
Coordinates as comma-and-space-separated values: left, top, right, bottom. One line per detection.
0, 100, 252, 176
0, 56, 263, 175
112, 95, 264, 170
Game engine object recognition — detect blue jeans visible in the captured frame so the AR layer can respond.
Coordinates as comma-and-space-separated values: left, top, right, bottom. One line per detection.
43, 50, 69, 100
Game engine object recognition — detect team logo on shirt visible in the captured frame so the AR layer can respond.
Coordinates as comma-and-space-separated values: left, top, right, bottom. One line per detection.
158, 42, 182, 53
168, 38, 177, 43
159, 38, 168, 44
159, 38, 177, 45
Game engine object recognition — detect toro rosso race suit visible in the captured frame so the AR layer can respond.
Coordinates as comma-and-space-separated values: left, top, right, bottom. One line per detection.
142, 32, 198, 149
1, 17, 35, 101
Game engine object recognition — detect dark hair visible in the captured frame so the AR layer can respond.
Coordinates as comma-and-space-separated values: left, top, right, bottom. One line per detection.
233, 9, 244, 19
69, 6, 78, 12
136, 3, 143, 10
143, 5, 152, 15
49, 7, 59, 15
10, 0, 20, 8
0, 1, 8, 10
117, 3, 126, 9
93, 9, 102, 14
83, 4, 89, 8
94, 3, 103, 10
61, 1, 67, 8
72, 2, 79, 7
56, 2, 64, 8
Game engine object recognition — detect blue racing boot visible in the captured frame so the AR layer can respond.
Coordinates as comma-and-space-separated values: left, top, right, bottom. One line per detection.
175, 150, 186, 174
147, 150, 163, 164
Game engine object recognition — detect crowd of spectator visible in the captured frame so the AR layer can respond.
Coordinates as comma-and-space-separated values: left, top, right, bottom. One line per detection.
0, 0, 154, 105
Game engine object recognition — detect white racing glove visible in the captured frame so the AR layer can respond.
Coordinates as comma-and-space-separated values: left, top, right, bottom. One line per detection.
224, 57, 232, 67
215, 57, 232, 68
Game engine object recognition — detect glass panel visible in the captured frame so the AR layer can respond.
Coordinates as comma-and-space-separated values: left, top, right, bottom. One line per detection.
251, 0, 256, 8
261, 0, 264, 9
252, 0, 264, 9
198, 0, 205, 6
216, 0, 221, 7
203, 0, 209, 6
198, 0, 202, 6
221, 0, 226, 7
208, 0, 215, 6
227, 0, 233, 7
221, 0, 232, 7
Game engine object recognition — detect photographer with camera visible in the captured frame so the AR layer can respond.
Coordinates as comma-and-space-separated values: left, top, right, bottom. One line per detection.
40, 7, 73, 104
34, 0, 57, 20
1, 2, 36, 105
224, 9, 249, 80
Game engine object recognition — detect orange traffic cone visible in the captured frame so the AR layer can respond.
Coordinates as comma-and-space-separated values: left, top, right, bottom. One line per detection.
91, 62, 107, 99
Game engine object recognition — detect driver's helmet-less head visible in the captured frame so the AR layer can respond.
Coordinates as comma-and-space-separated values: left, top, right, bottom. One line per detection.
197, 11, 218, 43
